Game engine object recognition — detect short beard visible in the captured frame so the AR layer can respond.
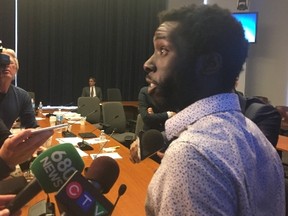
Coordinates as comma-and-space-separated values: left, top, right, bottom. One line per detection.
150, 60, 198, 112
149, 74, 180, 112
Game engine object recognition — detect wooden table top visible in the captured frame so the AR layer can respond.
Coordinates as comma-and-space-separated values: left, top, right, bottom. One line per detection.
21, 115, 158, 216
276, 135, 288, 152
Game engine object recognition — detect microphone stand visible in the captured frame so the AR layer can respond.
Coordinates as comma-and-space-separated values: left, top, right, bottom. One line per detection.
101, 115, 119, 133
91, 130, 115, 160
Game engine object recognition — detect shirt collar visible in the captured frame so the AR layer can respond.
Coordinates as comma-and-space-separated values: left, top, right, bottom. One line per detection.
165, 93, 241, 141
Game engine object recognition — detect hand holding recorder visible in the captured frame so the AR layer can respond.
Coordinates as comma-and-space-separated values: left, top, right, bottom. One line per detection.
0, 128, 53, 169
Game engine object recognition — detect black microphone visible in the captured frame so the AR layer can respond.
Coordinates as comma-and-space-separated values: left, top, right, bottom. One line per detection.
78, 126, 98, 139
138, 129, 165, 160
67, 104, 85, 113
62, 123, 77, 137
101, 115, 119, 133
77, 126, 101, 151
110, 184, 127, 215
55, 156, 120, 216
77, 138, 94, 151
83, 109, 98, 121
64, 101, 74, 106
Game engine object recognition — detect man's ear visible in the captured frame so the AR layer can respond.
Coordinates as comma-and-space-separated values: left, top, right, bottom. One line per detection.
197, 52, 222, 76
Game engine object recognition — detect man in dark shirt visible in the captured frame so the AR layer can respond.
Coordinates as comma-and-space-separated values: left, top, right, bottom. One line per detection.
0, 48, 37, 129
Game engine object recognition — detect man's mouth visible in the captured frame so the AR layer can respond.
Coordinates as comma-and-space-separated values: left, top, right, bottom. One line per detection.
147, 81, 157, 94
0, 69, 9, 74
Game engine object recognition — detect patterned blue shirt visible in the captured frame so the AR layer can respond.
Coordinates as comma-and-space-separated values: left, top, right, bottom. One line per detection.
145, 93, 285, 216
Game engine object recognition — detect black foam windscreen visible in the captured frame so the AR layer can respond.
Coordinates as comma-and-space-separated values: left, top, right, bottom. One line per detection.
141, 129, 164, 158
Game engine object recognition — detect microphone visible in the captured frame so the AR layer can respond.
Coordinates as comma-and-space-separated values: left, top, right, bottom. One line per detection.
78, 127, 98, 139
55, 171, 113, 216
101, 115, 119, 134
64, 102, 75, 106
6, 143, 84, 214
83, 109, 98, 121
55, 156, 120, 216
62, 123, 77, 137
110, 184, 127, 215
66, 104, 85, 113
77, 126, 101, 151
85, 156, 120, 194
138, 129, 165, 160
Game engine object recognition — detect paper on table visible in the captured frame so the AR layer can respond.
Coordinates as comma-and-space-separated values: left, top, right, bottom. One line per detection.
75, 147, 89, 157
90, 152, 122, 160
85, 138, 109, 145
56, 137, 83, 146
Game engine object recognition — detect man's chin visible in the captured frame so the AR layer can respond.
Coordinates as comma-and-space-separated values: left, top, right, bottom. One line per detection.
150, 91, 177, 111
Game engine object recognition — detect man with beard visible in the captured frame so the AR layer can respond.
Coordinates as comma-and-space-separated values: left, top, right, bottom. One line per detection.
142, 4, 284, 215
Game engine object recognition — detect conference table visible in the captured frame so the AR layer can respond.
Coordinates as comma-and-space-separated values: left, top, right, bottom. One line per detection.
276, 135, 288, 152
21, 114, 159, 216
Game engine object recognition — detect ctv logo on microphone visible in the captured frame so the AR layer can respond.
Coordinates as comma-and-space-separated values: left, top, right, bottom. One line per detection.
65, 181, 108, 215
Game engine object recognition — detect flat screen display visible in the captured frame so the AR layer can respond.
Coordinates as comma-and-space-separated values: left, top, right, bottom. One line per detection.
232, 12, 258, 43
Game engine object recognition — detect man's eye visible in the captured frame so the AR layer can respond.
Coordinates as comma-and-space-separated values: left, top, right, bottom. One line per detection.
160, 48, 168, 55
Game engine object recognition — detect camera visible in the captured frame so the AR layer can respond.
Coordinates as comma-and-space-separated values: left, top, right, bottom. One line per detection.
0, 40, 10, 68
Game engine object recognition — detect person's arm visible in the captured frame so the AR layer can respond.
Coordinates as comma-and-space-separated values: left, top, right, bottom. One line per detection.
18, 91, 38, 128
81, 87, 87, 97
0, 119, 11, 148
0, 129, 53, 180
246, 103, 281, 147
0, 195, 16, 216
0, 119, 13, 179
138, 88, 169, 129
97, 87, 102, 101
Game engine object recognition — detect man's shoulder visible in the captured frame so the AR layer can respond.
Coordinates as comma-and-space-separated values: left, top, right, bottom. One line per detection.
244, 97, 280, 121
9, 85, 29, 96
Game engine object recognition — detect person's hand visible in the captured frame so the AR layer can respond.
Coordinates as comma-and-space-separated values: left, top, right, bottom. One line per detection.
129, 140, 141, 163
156, 151, 165, 159
0, 195, 15, 216
147, 107, 154, 115
0, 129, 53, 169
167, 111, 176, 118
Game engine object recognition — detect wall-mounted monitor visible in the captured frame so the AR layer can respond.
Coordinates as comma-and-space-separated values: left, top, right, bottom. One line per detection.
232, 12, 258, 43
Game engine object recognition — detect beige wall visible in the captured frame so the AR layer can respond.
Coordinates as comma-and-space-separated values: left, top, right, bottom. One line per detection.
167, 0, 288, 106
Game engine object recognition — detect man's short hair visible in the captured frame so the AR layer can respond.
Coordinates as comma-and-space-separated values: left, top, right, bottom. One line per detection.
2, 48, 19, 70
158, 4, 248, 92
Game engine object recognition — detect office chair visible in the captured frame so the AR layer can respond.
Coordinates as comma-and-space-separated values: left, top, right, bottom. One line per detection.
77, 97, 101, 125
276, 106, 288, 136
107, 88, 122, 101
27, 91, 35, 100
101, 102, 136, 148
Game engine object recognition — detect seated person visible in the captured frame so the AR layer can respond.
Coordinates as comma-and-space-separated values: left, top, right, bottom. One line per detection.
81, 77, 102, 101
138, 79, 176, 132
131, 80, 176, 163
0, 48, 37, 129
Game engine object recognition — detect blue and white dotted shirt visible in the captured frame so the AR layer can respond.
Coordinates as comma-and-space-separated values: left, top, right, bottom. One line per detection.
145, 93, 285, 216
